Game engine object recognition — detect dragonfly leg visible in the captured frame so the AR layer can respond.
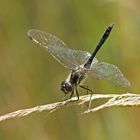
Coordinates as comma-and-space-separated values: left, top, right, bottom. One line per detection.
79, 85, 93, 109
59, 89, 75, 107
75, 88, 79, 101
69, 89, 74, 99
61, 87, 74, 102
79, 85, 91, 95
67, 88, 79, 103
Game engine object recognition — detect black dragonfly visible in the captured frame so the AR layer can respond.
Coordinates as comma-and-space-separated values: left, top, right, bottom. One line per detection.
28, 23, 130, 107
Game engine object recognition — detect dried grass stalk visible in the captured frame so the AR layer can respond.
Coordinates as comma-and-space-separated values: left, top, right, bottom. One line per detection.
0, 93, 139, 122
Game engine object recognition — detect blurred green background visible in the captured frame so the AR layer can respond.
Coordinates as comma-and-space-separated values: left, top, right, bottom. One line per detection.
0, 0, 140, 140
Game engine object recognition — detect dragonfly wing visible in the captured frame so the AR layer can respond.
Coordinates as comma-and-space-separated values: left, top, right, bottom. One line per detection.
90, 62, 130, 87
28, 29, 92, 69
47, 45, 92, 69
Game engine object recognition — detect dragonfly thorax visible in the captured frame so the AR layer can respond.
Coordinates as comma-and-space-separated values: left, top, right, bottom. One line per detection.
61, 66, 88, 94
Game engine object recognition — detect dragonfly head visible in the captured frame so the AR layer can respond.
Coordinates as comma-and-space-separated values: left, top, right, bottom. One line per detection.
61, 81, 73, 94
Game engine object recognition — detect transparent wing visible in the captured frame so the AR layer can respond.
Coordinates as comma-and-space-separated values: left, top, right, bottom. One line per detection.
90, 62, 130, 87
28, 29, 97, 69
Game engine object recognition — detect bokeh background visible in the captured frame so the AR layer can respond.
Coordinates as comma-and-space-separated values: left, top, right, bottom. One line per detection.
0, 0, 140, 140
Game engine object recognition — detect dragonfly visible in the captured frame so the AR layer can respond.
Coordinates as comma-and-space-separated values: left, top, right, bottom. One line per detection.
28, 23, 130, 108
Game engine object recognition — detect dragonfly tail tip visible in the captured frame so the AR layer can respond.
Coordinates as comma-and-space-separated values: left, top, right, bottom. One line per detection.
110, 23, 115, 28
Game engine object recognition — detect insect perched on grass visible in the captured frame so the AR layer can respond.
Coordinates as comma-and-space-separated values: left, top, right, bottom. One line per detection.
28, 23, 130, 108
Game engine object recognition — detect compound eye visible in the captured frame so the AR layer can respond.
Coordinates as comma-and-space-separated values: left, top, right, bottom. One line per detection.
61, 81, 72, 94
66, 83, 72, 91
